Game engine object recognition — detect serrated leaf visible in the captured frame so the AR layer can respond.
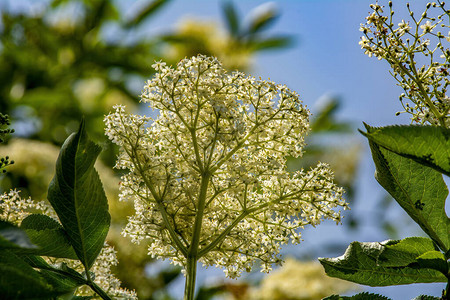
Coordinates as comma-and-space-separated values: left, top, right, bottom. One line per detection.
362, 124, 450, 252
412, 296, 441, 300
323, 292, 392, 300
47, 119, 110, 270
378, 237, 438, 267
319, 241, 447, 286
0, 220, 37, 250
20, 214, 78, 259
361, 125, 450, 176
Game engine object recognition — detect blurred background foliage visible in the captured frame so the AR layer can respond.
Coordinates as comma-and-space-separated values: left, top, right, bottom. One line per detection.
0, 0, 367, 299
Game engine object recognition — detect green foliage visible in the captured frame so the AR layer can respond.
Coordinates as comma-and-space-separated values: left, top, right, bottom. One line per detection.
323, 292, 392, 300
47, 119, 110, 270
321, 124, 450, 298
360, 125, 450, 177
0, 219, 36, 250
20, 214, 78, 259
320, 240, 447, 286
0, 0, 167, 146
363, 124, 450, 252
0, 120, 113, 299
0, 113, 14, 173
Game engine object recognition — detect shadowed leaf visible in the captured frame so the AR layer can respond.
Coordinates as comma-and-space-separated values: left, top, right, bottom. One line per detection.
20, 214, 78, 259
47, 119, 110, 269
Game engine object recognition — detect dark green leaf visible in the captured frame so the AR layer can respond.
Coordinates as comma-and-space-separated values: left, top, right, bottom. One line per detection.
0, 250, 63, 299
412, 296, 441, 300
319, 241, 447, 286
415, 250, 448, 274
360, 125, 450, 176
23, 255, 86, 284
222, 1, 240, 37
378, 237, 438, 267
124, 0, 169, 28
20, 214, 78, 259
362, 123, 450, 252
323, 292, 392, 300
47, 119, 110, 270
0, 220, 37, 250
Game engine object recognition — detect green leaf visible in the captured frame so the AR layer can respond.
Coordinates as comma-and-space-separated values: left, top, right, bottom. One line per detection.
246, 3, 279, 35
323, 292, 392, 300
20, 214, 78, 259
124, 0, 169, 28
47, 119, 110, 270
362, 123, 450, 252
0, 249, 67, 299
222, 1, 240, 37
412, 296, 441, 300
21, 255, 86, 295
360, 125, 450, 176
415, 250, 448, 274
319, 241, 447, 286
377, 237, 448, 274
0, 220, 37, 250
247, 36, 294, 51
377, 237, 438, 267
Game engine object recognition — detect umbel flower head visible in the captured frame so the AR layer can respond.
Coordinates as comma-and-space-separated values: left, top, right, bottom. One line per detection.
359, 1, 450, 127
104, 55, 347, 278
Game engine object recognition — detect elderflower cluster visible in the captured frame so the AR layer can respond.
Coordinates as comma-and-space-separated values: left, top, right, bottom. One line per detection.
104, 55, 347, 278
359, 1, 450, 127
0, 190, 136, 299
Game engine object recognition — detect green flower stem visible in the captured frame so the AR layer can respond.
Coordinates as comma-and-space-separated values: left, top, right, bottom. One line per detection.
184, 172, 211, 300
87, 280, 113, 300
184, 255, 198, 300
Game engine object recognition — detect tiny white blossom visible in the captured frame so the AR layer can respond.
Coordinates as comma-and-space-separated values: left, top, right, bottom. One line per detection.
420, 20, 435, 34
105, 55, 347, 278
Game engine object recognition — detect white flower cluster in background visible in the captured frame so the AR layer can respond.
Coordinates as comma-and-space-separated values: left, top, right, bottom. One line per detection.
0, 190, 136, 299
359, 1, 450, 127
104, 55, 347, 278
249, 258, 358, 300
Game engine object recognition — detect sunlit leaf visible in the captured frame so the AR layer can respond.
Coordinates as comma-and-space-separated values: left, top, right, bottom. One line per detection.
362, 123, 450, 252
361, 125, 450, 176
319, 241, 447, 286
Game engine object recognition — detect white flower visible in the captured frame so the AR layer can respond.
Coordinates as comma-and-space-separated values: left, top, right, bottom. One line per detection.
420, 20, 435, 34
105, 55, 347, 278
